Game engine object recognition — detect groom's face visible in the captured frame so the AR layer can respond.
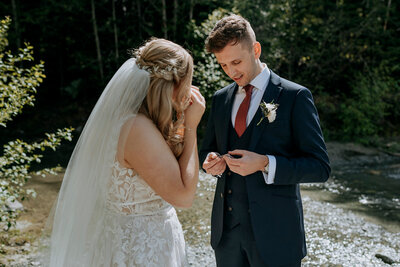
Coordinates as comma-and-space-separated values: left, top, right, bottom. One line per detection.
214, 41, 261, 87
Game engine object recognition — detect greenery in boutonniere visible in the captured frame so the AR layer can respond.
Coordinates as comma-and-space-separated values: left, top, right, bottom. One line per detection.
257, 100, 279, 126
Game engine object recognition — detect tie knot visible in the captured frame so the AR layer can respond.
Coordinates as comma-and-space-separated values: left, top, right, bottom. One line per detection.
243, 84, 254, 95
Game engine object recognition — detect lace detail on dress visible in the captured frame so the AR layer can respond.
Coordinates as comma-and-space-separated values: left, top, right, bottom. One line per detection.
106, 161, 171, 215
97, 161, 187, 267
96, 208, 187, 267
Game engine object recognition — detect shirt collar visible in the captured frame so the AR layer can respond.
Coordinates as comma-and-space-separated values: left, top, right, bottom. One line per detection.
238, 63, 270, 93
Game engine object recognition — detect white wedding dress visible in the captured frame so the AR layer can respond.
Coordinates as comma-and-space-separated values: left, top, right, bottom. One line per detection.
95, 160, 188, 267
47, 59, 188, 266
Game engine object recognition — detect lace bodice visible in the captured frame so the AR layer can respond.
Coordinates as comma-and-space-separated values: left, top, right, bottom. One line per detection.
106, 161, 171, 215
99, 161, 187, 266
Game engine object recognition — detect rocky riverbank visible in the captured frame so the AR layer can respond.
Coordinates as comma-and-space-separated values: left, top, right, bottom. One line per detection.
1, 142, 399, 266
181, 168, 400, 267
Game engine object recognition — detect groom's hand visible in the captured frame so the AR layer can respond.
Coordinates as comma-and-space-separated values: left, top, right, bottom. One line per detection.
223, 150, 268, 177
203, 152, 226, 176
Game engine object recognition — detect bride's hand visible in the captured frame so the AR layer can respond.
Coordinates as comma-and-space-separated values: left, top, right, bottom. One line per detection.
184, 86, 205, 129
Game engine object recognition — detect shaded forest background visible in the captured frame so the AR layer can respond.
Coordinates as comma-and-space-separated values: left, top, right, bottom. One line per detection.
1, 0, 399, 167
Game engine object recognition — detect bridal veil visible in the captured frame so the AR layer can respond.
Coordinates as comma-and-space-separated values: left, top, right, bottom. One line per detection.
44, 58, 150, 266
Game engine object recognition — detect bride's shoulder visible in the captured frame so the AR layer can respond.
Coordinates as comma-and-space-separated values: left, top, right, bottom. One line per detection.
127, 114, 160, 139
124, 113, 170, 164
131, 113, 155, 128
131, 113, 152, 125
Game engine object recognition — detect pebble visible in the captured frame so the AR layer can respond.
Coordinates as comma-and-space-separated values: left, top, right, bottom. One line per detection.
3, 173, 400, 267
375, 254, 397, 265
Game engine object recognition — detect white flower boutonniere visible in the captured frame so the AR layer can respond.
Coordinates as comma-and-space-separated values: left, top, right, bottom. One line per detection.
257, 100, 279, 126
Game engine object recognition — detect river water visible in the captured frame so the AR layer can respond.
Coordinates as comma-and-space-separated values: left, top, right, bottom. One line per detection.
179, 142, 400, 267
179, 169, 400, 267
3, 143, 400, 266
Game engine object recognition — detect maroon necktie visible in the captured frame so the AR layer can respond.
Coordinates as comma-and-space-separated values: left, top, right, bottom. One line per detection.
235, 84, 254, 137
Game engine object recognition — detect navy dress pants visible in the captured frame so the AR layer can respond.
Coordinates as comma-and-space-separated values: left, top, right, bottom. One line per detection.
214, 223, 301, 267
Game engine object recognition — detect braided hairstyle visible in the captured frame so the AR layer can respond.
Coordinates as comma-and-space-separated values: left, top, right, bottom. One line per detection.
134, 38, 193, 158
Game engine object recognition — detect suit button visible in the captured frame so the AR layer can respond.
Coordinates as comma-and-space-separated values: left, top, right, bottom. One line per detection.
220, 193, 223, 198
227, 171, 232, 176
228, 189, 232, 194
228, 207, 233, 211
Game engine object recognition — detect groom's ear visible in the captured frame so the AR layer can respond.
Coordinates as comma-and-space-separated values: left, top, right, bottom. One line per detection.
253, 42, 261, 59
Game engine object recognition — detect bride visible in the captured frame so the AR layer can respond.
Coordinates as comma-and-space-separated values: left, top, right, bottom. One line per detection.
46, 38, 205, 266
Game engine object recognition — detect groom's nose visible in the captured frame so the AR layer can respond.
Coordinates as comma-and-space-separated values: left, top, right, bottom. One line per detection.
225, 65, 235, 77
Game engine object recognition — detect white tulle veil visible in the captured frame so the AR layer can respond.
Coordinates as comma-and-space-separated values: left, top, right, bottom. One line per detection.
42, 58, 150, 266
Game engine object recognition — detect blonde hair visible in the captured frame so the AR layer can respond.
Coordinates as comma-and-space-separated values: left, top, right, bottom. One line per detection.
134, 38, 193, 158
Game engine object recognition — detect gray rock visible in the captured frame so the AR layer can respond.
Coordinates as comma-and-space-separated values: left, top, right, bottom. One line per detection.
375, 253, 396, 265
5, 200, 24, 211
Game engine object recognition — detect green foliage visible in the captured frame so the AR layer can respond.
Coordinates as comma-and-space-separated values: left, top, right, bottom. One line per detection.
0, 0, 399, 145
0, 17, 46, 127
61, 78, 82, 99
339, 67, 400, 143
0, 17, 73, 230
234, 0, 400, 141
190, 8, 232, 104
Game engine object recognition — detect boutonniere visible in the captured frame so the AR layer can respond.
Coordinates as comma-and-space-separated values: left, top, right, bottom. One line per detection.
257, 100, 279, 126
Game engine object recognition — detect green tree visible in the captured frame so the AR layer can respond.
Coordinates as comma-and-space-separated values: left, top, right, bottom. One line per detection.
0, 17, 73, 229
189, 8, 232, 106
235, 0, 400, 141
188, 8, 232, 139
0, 0, 399, 144
339, 66, 400, 143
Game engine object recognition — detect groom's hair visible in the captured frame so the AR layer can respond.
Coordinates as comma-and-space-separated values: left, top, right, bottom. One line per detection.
205, 14, 256, 53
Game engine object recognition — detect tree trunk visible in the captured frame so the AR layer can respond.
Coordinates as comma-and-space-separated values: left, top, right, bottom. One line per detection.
11, 0, 21, 49
172, 0, 177, 41
384, 0, 392, 31
91, 0, 104, 81
161, 0, 168, 39
112, 0, 119, 64
135, 0, 142, 39
189, 0, 194, 21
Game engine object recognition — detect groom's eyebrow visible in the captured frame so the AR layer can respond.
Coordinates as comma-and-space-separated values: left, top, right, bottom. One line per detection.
218, 58, 241, 65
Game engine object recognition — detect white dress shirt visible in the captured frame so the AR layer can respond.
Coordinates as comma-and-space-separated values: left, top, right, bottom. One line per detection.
231, 64, 276, 184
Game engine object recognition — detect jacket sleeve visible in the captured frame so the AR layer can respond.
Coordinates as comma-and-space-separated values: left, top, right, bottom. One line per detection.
274, 88, 331, 185
199, 94, 218, 170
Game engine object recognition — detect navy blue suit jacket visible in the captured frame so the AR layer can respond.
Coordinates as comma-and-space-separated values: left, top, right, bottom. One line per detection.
199, 70, 331, 266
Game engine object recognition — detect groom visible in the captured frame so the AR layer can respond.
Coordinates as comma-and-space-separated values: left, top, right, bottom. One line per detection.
200, 14, 330, 266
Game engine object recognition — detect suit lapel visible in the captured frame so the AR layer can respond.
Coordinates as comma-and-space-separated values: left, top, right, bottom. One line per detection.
220, 83, 238, 154
249, 70, 282, 151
